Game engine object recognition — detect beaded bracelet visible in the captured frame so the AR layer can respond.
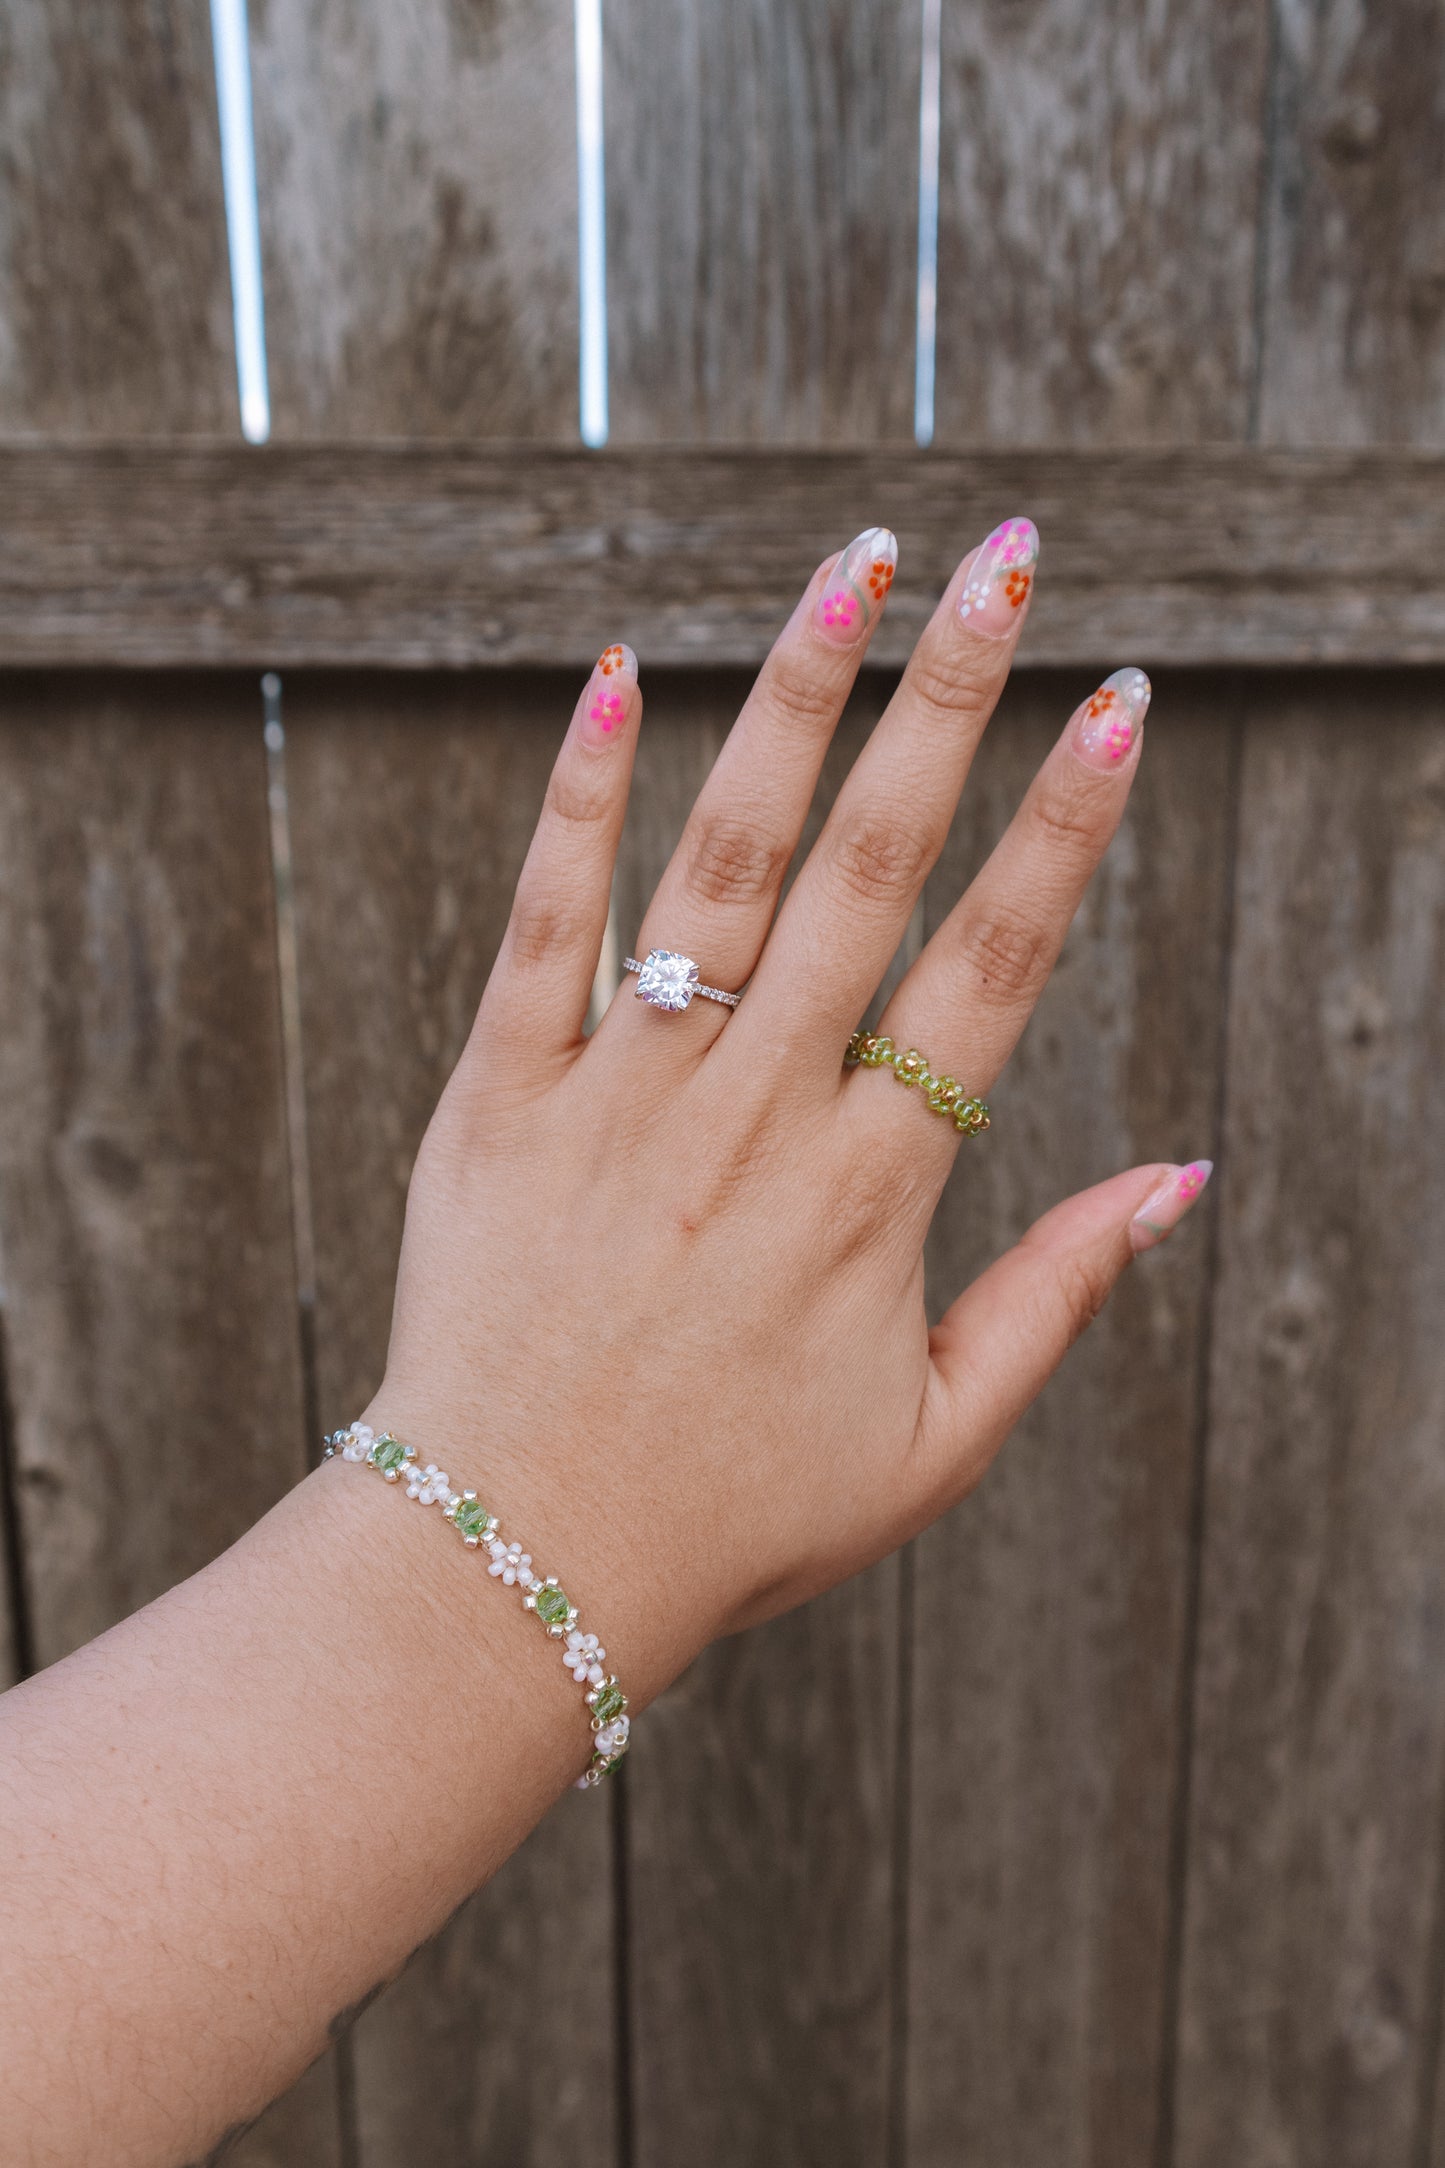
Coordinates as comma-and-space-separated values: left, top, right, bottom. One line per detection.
322, 1421, 630, 1788
844, 1029, 991, 1136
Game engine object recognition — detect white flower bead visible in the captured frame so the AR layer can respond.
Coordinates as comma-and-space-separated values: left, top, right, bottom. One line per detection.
407, 1463, 449, 1505
564, 1630, 606, 1684
487, 1537, 507, 1561
489, 1542, 532, 1587
594, 1714, 630, 1760
340, 1420, 372, 1463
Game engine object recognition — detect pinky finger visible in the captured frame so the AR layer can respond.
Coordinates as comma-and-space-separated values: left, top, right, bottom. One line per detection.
915, 1158, 1213, 1508
479, 644, 641, 1062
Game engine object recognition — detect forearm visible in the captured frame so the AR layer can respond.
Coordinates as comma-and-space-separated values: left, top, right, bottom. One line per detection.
0, 1451, 618, 2167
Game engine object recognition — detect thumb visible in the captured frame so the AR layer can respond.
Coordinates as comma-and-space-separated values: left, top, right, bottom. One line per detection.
917, 1158, 1213, 1503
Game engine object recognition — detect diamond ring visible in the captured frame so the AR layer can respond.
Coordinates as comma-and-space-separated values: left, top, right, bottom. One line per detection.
624, 949, 743, 1012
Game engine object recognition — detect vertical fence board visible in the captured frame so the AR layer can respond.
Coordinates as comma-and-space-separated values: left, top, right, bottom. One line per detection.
1257, 0, 1445, 445
905, 677, 1234, 2167
282, 670, 620, 2168
0, 0, 235, 432
0, 675, 341, 2166
932, 0, 1271, 442
252, 6, 609, 2155
605, 9, 923, 2144
247, 0, 579, 436
1174, 683, 1445, 2168
604, 0, 921, 442
608, 673, 903, 2166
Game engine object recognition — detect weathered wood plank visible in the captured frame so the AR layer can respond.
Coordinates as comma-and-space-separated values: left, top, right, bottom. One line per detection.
1173, 680, 1445, 2168
906, 675, 1234, 2166
1257, 0, 1445, 445
0, 442, 1438, 667
0, 674, 339, 2168
246, 0, 579, 438
280, 670, 618, 2164
0, 0, 235, 432
612, 674, 903, 2165
933, 0, 1271, 442
3, 444, 1445, 669
605, 0, 920, 442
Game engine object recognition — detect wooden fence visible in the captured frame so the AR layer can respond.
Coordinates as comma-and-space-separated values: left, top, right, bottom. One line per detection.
1, 3, 1443, 2164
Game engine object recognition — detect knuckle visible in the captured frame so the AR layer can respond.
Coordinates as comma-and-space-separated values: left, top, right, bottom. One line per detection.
761, 650, 848, 733
955, 903, 1053, 1004
903, 642, 1001, 725
1029, 777, 1106, 855
685, 812, 793, 909
544, 765, 613, 834
506, 893, 580, 973
1052, 1249, 1117, 1345
829, 805, 931, 909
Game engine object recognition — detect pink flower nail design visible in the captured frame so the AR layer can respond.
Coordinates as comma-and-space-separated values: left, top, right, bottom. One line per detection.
1130, 1159, 1213, 1253
956, 516, 1040, 639
814, 527, 898, 648
579, 642, 637, 745
1072, 667, 1151, 772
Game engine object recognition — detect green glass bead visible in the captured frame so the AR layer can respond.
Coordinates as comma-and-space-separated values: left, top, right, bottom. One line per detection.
863, 1035, 893, 1067
893, 1048, 926, 1085
591, 1681, 626, 1723
452, 1497, 493, 1540
534, 1584, 571, 1626
371, 1435, 407, 1474
927, 1077, 961, 1112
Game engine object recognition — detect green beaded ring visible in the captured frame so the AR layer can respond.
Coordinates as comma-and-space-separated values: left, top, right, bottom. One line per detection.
844, 1029, 991, 1137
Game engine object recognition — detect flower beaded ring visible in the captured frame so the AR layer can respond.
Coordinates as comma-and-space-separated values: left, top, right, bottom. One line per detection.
844, 1029, 991, 1137
323, 1422, 630, 1787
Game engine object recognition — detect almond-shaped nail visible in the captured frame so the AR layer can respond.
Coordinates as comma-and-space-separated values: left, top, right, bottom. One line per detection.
1071, 667, 1151, 772
814, 527, 898, 647
1130, 1160, 1213, 1254
579, 643, 638, 746
956, 516, 1039, 638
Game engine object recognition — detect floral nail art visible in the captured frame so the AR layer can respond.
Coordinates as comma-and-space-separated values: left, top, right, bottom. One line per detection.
580, 642, 638, 745
815, 527, 898, 648
1072, 667, 1151, 772
1130, 1160, 1213, 1253
956, 516, 1039, 638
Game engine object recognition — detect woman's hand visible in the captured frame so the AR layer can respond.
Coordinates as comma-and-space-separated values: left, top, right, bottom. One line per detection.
367, 519, 1210, 1708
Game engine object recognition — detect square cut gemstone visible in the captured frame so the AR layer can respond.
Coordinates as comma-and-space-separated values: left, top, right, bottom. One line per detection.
636, 949, 699, 1010
371, 1435, 408, 1475
591, 1681, 626, 1724
534, 1584, 571, 1626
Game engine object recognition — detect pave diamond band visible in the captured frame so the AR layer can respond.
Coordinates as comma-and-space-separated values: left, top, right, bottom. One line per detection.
624, 948, 743, 1011
323, 1422, 630, 1789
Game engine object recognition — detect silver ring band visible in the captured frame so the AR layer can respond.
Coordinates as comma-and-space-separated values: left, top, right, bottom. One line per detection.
624, 949, 742, 1012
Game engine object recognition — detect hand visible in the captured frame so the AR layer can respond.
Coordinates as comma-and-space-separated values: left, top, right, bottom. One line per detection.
363, 521, 1210, 1711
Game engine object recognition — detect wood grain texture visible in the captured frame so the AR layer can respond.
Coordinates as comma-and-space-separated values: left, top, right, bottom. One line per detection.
5, 444, 1445, 668
247, 0, 579, 438
0, 0, 235, 433
611, 673, 904, 2165
1173, 681, 1445, 2168
1257, 0, 1445, 445
905, 676, 1234, 2167
0, 676, 305, 1652
933, 0, 1271, 443
0, 676, 336, 2168
280, 671, 618, 2165
605, 0, 920, 442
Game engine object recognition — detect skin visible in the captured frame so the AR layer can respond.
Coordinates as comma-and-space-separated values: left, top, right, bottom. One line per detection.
0, 525, 1209, 2165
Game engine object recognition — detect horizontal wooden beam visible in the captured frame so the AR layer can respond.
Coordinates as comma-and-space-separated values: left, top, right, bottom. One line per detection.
1, 443, 1442, 669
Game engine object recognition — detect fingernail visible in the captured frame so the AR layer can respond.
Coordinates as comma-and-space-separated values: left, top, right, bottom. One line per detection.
579, 643, 637, 746
1070, 667, 1151, 772
814, 527, 898, 647
1130, 1160, 1213, 1254
956, 516, 1039, 638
